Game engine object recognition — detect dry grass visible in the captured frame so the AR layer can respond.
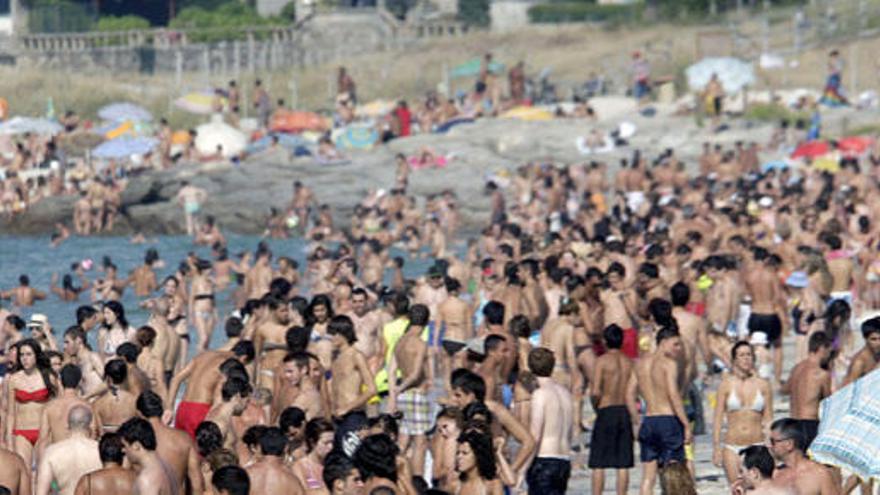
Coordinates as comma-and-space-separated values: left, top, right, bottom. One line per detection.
0, 21, 875, 129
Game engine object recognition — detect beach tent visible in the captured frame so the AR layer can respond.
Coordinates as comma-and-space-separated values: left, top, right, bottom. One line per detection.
449, 58, 505, 79
98, 102, 152, 123
195, 115, 246, 158
686, 57, 755, 94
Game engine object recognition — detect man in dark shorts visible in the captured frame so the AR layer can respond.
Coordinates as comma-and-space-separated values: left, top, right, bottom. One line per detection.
745, 247, 787, 384
589, 325, 635, 495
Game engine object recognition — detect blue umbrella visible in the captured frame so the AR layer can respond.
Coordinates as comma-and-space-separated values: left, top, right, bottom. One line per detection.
334, 125, 378, 150
761, 161, 790, 174
811, 369, 880, 480
435, 117, 474, 134
92, 136, 158, 159
98, 102, 153, 123
246, 133, 311, 154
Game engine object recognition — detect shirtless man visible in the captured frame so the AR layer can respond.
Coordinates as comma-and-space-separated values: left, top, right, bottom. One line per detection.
62, 327, 104, 396
628, 327, 690, 495
205, 377, 251, 451
670, 283, 707, 384
540, 301, 577, 388
389, 304, 431, 477
176, 181, 207, 236
36, 406, 102, 495
245, 249, 273, 300
746, 248, 787, 385
39, 365, 96, 448
736, 445, 795, 495
346, 288, 383, 373
117, 418, 178, 495
144, 298, 178, 384
476, 335, 508, 403
600, 262, 639, 359
782, 332, 832, 451
842, 316, 880, 386
73, 433, 136, 495
273, 352, 323, 421
435, 278, 473, 378
825, 234, 854, 305
254, 297, 291, 389
0, 446, 30, 495
328, 315, 376, 440
768, 418, 838, 495
74, 191, 92, 236
136, 391, 203, 494
289, 181, 315, 235
705, 255, 738, 341
526, 347, 573, 495
130, 251, 159, 298
135, 327, 169, 402
589, 325, 634, 495
245, 427, 304, 495
1, 275, 46, 307
168, 341, 254, 439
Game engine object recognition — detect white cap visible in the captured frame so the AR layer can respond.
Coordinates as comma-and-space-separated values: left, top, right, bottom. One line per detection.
27, 314, 49, 329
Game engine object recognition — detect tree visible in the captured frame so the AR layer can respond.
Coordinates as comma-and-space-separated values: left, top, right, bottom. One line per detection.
457, 0, 489, 27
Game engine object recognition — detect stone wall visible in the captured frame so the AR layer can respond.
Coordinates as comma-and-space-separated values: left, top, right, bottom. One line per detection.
490, 0, 535, 32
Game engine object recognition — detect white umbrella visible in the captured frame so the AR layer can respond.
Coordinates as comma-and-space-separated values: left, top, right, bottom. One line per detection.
0, 116, 63, 136
686, 57, 755, 94
195, 115, 246, 158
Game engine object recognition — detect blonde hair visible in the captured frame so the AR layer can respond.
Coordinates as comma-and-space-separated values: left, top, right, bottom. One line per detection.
660, 462, 697, 495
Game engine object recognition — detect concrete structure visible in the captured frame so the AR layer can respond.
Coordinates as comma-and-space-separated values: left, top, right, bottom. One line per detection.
256, 0, 293, 17
490, 0, 535, 32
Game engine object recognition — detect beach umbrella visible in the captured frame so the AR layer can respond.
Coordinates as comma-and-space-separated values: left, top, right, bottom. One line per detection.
837, 136, 874, 156
434, 117, 474, 134
686, 57, 755, 94
175, 91, 225, 115
761, 161, 790, 174
269, 110, 329, 133
791, 140, 830, 159
501, 106, 554, 121
92, 136, 157, 159
246, 133, 311, 154
356, 100, 396, 119
334, 124, 378, 150
98, 102, 152, 123
195, 115, 246, 158
58, 132, 105, 155
0, 116, 63, 136
449, 58, 505, 79
811, 369, 880, 480
813, 156, 840, 173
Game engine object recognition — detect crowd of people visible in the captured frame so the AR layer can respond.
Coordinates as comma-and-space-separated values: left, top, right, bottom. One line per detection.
0, 119, 877, 495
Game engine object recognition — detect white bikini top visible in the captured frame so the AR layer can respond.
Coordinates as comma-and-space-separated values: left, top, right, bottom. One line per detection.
727, 387, 765, 413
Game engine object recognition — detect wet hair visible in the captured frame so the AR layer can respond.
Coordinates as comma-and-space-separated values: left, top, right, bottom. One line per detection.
639, 262, 659, 279
482, 301, 505, 326
808, 331, 832, 353
307, 294, 335, 323
225, 317, 244, 338
484, 334, 506, 355
323, 451, 357, 492
136, 390, 164, 418
353, 434, 400, 483
13, 339, 55, 397
606, 261, 626, 278
286, 326, 310, 353
408, 304, 430, 327
75, 306, 97, 326
528, 347, 554, 377
445, 277, 462, 293
670, 282, 690, 307
102, 301, 129, 329
655, 326, 680, 346
648, 298, 675, 327
305, 418, 335, 452
232, 340, 255, 362
118, 417, 157, 451
99, 432, 126, 465
283, 351, 311, 369
259, 426, 287, 457
116, 342, 140, 364
603, 324, 624, 349
862, 316, 880, 338
5, 315, 25, 331
328, 315, 357, 344
196, 421, 224, 457
279, 407, 306, 432
219, 358, 248, 382
771, 418, 806, 452
136, 326, 157, 348
221, 376, 252, 402
18, 274, 28, 286
212, 465, 250, 495
508, 315, 531, 339
64, 325, 86, 344
242, 425, 268, 450
740, 445, 774, 479
457, 430, 497, 480
60, 364, 82, 389
269, 278, 293, 300
450, 369, 486, 402
104, 359, 127, 386
731, 341, 754, 362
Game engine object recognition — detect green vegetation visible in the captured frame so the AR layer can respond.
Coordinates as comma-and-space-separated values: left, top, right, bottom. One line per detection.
95, 15, 151, 32
169, 2, 287, 42
528, 3, 643, 24
280, 1, 297, 22
744, 102, 809, 123
457, 0, 490, 27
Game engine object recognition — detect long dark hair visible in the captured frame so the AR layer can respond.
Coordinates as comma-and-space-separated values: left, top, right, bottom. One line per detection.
458, 430, 497, 481
103, 301, 128, 329
306, 294, 334, 326
14, 339, 56, 397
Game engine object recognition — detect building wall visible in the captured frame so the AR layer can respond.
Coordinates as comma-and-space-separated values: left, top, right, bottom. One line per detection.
490, 0, 533, 32
256, 0, 293, 17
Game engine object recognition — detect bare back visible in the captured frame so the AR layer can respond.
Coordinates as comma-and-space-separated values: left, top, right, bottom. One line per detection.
592, 350, 633, 408
74, 467, 136, 495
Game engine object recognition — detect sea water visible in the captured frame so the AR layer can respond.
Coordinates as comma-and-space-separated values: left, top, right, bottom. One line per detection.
0, 233, 439, 359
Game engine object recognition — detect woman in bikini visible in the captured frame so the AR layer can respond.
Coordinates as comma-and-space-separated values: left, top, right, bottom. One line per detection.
292, 418, 335, 494
455, 430, 503, 495
97, 301, 135, 362
163, 277, 190, 372
6, 339, 55, 463
93, 359, 137, 433
712, 341, 773, 484
190, 259, 217, 353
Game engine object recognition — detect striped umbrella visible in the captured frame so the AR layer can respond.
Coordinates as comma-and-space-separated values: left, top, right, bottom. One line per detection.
811, 369, 880, 480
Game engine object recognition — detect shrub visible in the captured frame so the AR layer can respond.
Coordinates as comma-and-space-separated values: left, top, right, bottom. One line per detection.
528, 3, 642, 24
458, 0, 490, 27
95, 15, 151, 32
169, 2, 284, 42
